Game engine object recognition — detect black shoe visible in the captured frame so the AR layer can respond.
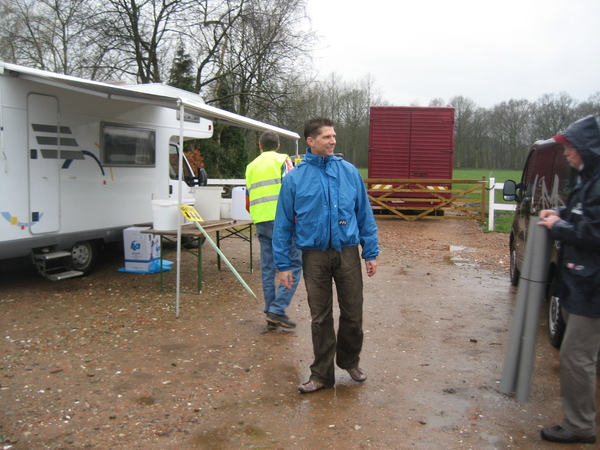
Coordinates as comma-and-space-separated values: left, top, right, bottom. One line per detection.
266, 313, 296, 329
541, 425, 596, 444
266, 321, 278, 331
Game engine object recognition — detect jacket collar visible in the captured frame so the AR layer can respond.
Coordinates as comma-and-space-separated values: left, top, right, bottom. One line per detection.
304, 148, 339, 166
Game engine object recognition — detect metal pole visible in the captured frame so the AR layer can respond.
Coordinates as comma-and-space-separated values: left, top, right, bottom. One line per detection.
499, 217, 551, 401
175, 100, 185, 318
515, 219, 551, 401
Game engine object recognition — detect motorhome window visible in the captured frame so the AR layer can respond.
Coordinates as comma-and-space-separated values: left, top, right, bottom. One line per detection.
101, 124, 156, 166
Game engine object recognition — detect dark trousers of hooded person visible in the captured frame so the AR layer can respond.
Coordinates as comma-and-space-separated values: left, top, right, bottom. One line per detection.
302, 245, 364, 387
559, 310, 600, 438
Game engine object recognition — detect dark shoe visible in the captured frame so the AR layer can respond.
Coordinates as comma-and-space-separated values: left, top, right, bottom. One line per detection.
266, 313, 296, 329
298, 380, 331, 394
266, 321, 278, 331
541, 425, 596, 444
347, 367, 367, 382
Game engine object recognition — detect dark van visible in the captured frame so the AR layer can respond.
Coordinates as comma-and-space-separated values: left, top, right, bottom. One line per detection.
503, 138, 578, 348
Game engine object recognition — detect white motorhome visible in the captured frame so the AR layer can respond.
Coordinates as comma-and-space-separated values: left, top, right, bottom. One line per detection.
0, 62, 299, 280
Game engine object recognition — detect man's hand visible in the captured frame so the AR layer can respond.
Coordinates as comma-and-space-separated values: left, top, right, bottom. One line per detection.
365, 260, 378, 277
538, 209, 560, 229
278, 270, 294, 289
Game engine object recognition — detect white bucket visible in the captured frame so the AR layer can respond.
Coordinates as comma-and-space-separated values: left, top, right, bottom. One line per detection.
191, 186, 223, 222
151, 199, 195, 231
231, 186, 252, 220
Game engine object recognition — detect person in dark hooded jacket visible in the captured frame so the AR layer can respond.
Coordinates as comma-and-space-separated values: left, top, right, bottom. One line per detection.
537, 115, 600, 444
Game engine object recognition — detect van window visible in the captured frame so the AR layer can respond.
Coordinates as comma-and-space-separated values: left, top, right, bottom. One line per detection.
169, 144, 194, 181
521, 149, 538, 201
101, 123, 156, 166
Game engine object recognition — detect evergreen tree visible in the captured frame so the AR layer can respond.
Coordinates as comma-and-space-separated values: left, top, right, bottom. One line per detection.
168, 45, 195, 93
200, 80, 247, 178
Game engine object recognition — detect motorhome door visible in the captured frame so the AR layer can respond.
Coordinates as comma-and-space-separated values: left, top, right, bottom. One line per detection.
28, 94, 60, 234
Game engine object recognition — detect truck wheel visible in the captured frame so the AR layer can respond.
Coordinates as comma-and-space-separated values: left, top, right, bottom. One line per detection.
547, 276, 565, 348
70, 241, 98, 276
509, 242, 520, 286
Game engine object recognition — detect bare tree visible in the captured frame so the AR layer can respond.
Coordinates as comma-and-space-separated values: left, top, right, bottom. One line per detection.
0, 0, 110, 77
210, 0, 314, 118
428, 98, 445, 107
576, 92, 600, 119
100, 0, 200, 83
488, 99, 531, 169
449, 96, 482, 168
531, 92, 579, 140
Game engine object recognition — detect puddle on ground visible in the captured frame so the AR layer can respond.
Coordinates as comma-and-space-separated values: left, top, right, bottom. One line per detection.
444, 256, 476, 266
136, 396, 156, 406
444, 246, 476, 266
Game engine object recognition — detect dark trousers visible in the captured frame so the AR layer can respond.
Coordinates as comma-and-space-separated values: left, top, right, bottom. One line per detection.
559, 310, 600, 437
302, 246, 364, 386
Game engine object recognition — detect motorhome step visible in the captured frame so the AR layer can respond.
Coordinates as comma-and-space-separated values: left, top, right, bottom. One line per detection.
46, 270, 84, 281
34, 251, 72, 261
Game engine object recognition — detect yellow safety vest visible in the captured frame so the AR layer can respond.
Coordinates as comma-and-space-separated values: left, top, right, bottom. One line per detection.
245, 151, 291, 223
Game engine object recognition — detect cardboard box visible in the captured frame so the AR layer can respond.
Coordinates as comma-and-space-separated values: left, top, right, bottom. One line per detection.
123, 227, 160, 272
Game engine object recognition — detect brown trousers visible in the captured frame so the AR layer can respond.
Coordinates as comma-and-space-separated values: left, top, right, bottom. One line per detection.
302, 246, 364, 386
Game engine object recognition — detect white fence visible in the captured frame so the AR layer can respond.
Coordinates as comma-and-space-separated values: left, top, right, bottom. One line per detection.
488, 177, 517, 231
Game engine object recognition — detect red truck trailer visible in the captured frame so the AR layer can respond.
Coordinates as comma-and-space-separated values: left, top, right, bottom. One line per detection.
368, 106, 455, 213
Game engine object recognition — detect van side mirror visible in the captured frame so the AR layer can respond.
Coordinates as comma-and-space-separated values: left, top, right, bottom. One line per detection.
196, 168, 208, 186
503, 180, 517, 202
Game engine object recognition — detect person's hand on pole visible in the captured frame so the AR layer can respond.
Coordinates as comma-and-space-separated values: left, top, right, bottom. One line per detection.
538, 209, 561, 229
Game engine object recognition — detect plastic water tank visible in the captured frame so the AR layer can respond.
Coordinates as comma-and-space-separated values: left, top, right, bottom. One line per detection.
231, 186, 251, 220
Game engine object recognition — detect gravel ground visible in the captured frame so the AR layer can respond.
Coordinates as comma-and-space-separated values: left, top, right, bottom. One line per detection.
1, 217, 590, 450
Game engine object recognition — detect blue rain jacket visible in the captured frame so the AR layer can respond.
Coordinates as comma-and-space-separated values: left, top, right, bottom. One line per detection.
273, 149, 379, 271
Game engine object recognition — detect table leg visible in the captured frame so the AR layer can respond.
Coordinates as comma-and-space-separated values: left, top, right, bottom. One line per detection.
197, 238, 202, 293
159, 235, 165, 291
216, 230, 222, 271
249, 224, 253, 273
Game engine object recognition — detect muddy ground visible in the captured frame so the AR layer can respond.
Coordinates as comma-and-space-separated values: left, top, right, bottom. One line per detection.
1, 217, 599, 450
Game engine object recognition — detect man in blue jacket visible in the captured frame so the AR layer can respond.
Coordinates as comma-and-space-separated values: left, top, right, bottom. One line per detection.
273, 117, 379, 393
538, 115, 600, 444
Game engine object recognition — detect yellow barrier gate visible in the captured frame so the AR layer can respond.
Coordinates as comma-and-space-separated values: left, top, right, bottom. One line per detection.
365, 178, 487, 224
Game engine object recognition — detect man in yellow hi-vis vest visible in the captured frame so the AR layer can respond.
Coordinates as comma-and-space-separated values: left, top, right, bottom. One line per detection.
246, 131, 302, 330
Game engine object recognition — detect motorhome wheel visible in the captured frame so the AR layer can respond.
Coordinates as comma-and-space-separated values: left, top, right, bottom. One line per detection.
70, 241, 98, 276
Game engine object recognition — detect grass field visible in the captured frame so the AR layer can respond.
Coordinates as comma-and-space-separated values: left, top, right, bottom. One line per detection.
453, 169, 520, 233
360, 168, 522, 233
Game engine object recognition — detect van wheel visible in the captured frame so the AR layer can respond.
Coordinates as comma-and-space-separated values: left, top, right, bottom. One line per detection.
70, 241, 98, 276
547, 276, 565, 348
509, 244, 520, 286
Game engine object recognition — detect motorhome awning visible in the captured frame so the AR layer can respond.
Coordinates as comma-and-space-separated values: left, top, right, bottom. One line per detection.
0, 61, 300, 141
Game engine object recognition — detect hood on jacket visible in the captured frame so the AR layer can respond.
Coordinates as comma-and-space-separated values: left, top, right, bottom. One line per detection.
555, 115, 600, 171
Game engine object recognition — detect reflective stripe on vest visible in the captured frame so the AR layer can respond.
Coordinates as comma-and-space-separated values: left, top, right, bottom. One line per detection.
249, 178, 282, 191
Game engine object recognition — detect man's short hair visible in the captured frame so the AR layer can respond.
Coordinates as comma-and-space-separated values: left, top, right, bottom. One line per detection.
259, 130, 280, 151
304, 117, 334, 140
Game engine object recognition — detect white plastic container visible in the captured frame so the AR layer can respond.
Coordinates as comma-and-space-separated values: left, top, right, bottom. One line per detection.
151, 199, 194, 230
123, 227, 160, 272
191, 186, 223, 221
231, 186, 251, 220
220, 198, 232, 219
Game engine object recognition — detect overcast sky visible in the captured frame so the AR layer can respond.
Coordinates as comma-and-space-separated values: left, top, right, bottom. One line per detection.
305, 0, 600, 108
